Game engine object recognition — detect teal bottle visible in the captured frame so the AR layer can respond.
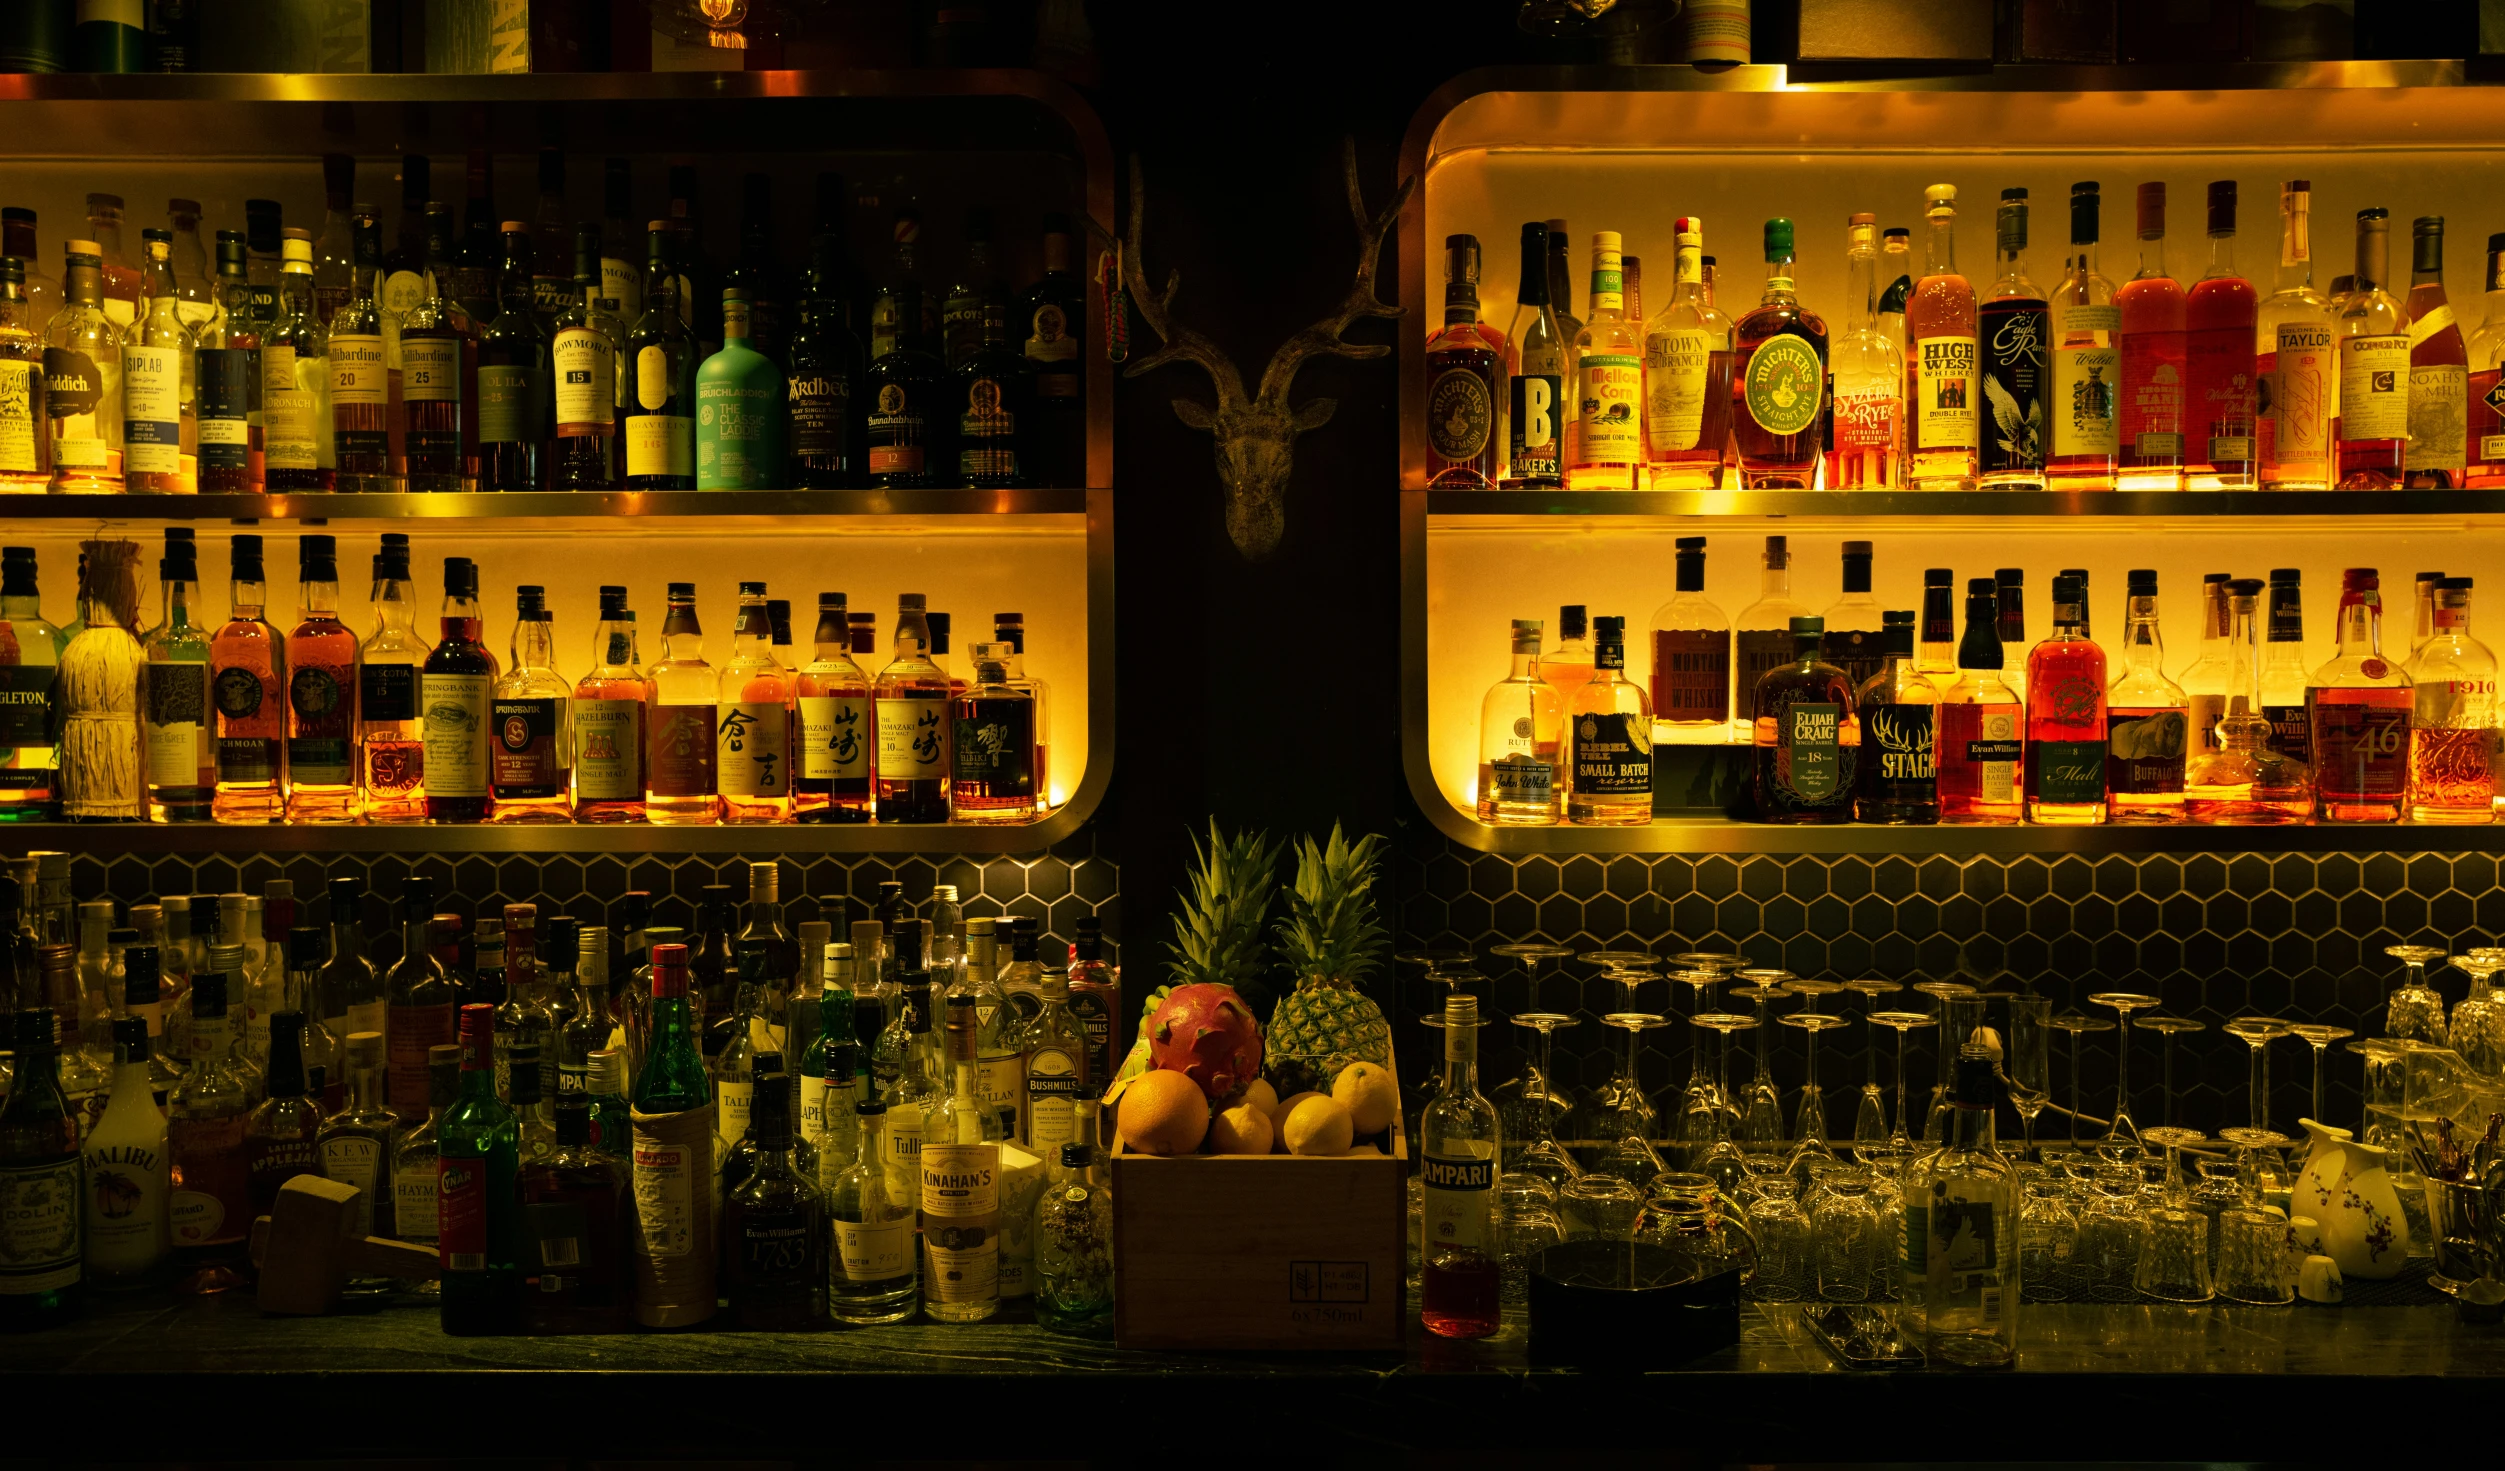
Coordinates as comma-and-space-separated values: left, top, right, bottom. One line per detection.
696, 288, 785, 490
438, 1002, 520, 1335
800, 969, 860, 1192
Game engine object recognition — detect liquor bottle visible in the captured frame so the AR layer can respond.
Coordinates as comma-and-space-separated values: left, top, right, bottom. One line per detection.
1564, 616, 1651, 826
572, 586, 647, 823
871, 926, 936, 1201
994, 915, 1042, 1027
922, 994, 1003, 1323
243, 1011, 320, 1220
320, 877, 383, 1059
83, 194, 140, 326
1537, 603, 1595, 713
598, 158, 641, 329
2411, 569, 2446, 654
1019, 213, 1086, 486
2179, 572, 2233, 752
631, 942, 715, 1327
124, 229, 188, 492
2335, 209, 2409, 488
1543, 218, 1582, 353
724, 1071, 825, 1329
714, 581, 794, 823
521, 1097, 627, 1324
2104, 570, 2189, 824
279, 925, 342, 1105
729, 174, 791, 369
829, 1098, 918, 1324
801, 944, 860, 1174
328, 206, 389, 491
875, 594, 952, 823
438, 1003, 520, 1335
1565, 231, 1642, 489
1825, 215, 1903, 491
1731, 218, 1827, 488
168, 200, 217, 332
1419, 993, 1500, 1339
526, 150, 570, 331
642, 583, 717, 828
1752, 616, 1857, 824
1732, 536, 1811, 741
1476, 619, 1561, 824
2307, 568, 2414, 822
2258, 180, 2334, 489
697, 289, 786, 491
381, 880, 455, 1131
43, 240, 121, 490
2402, 577, 2495, 823
941, 207, 995, 371
1938, 578, 2023, 825
1913, 567, 1961, 697
0, 1008, 83, 1324
506, 1042, 556, 1166
2470, 233, 2505, 488
1975, 189, 2051, 488
1637, 217, 1732, 489
208, 534, 285, 822
1016, 943, 1087, 1156
1899, 186, 1984, 489
0, 548, 62, 821
398, 202, 471, 493
865, 284, 951, 488
418, 557, 495, 822
2184, 182, 2260, 490
797, 592, 872, 823
789, 233, 864, 489
2187, 578, 2313, 824
2014, 573, 2104, 825
1034, 1103, 1113, 1337
2115, 183, 2187, 490
165, 970, 249, 1292
1853, 612, 1938, 824
390, 1042, 459, 1263
1502, 221, 1564, 488
551, 224, 622, 491
586, 1047, 631, 1163
450, 153, 497, 322
2403, 216, 2468, 488
0, 258, 51, 492
474, 223, 548, 493
141, 533, 212, 823
622, 224, 696, 490
351, 534, 424, 821
83, 1014, 168, 1286
1425, 233, 1504, 490
310, 155, 354, 322
381, 153, 432, 340
477, 585, 567, 823
261, 229, 332, 489
279, 535, 356, 823
0, 211, 56, 333
1919, 1044, 2018, 1367
489, 906, 550, 1105
1645, 539, 1731, 744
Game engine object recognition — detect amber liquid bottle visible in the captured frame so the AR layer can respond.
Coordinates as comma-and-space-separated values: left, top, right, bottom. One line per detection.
2403, 215, 2468, 489
573, 586, 649, 824
285, 535, 359, 824
420, 556, 498, 823
208, 534, 287, 823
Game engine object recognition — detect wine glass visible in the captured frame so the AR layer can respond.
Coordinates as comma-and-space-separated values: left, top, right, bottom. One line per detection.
1671, 966, 1729, 1131
1910, 979, 1977, 1136
2445, 952, 2505, 1079
1501, 1012, 1582, 1190
1728, 979, 1791, 1173
1489, 940, 1576, 1101
2049, 1009, 2114, 1146
1865, 1010, 1935, 1161
2382, 944, 2451, 1044
2086, 991, 2162, 1143
1842, 978, 1903, 1155
2133, 1012, 2206, 1209
1686, 1011, 1757, 1194
1778, 1009, 1849, 1169
2004, 993, 2053, 1162
2289, 1022, 2354, 1124
1591, 1013, 1670, 1186
2220, 1015, 2293, 1145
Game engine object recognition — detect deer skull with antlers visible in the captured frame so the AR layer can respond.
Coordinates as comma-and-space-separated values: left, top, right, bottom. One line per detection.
1121, 140, 1415, 560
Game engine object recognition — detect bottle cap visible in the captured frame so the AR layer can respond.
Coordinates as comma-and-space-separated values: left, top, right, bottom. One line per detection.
1762, 217, 1794, 262
2208, 180, 2237, 237
2128, 568, 2158, 595
2137, 182, 2166, 240
287, 925, 325, 970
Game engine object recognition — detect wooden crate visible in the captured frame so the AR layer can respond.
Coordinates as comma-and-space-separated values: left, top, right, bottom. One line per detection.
1109, 1110, 1408, 1352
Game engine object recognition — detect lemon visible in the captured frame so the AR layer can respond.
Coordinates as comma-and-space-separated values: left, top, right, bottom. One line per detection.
1241, 1078, 1281, 1120
1332, 1061, 1399, 1137
1282, 1095, 1355, 1157
1210, 1102, 1275, 1156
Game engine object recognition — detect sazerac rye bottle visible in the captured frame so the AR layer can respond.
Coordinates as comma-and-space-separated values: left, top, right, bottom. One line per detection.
1753, 616, 1857, 824
1852, 612, 1938, 824
1478, 618, 1561, 824
1420, 993, 1500, 1340
1564, 616, 1651, 826
1828, 215, 1903, 490
571, 586, 648, 823
1939, 578, 2023, 825
1731, 218, 1826, 488
2025, 574, 2108, 824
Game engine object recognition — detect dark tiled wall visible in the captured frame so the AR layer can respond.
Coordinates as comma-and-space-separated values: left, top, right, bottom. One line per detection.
1390, 835, 2488, 1141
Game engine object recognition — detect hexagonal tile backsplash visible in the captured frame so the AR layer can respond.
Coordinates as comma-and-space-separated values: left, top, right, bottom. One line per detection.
1390, 836, 2494, 1142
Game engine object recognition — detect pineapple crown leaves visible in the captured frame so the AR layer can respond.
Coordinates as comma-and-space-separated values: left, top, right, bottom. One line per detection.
1274, 823, 1390, 990
1163, 819, 1286, 992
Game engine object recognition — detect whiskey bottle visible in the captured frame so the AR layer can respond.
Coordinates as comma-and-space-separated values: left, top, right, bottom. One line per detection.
0, 1007, 84, 1326
1476, 619, 1561, 824
646, 582, 719, 823
1997, 569, 2029, 697
2258, 180, 2334, 490
2178, 572, 2234, 753
922, 994, 1003, 1324
2106, 571, 2188, 824
1538, 603, 1594, 711
381, 878, 455, 1126
380, 154, 432, 345
1507, 221, 1565, 488
315, 1031, 395, 1240
452, 153, 498, 324
1565, 616, 1652, 826
623, 223, 697, 490
2025, 574, 2108, 824
1419, 994, 1501, 1340
242, 199, 282, 331
2184, 182, 2259, 490
243, 1011, 321, 1221
1731, 218, 1826, 488
1905, 185, 1981, 489
726, 1060, 826, 1329
84, 194, 140, 326
208, 533, 285, 822
1820, 540, 1886, 693
476, 224, 548, 492
572, 586, 648, 823
2336, 209, 2409, 488
1018, 214, 1086, 487
865, 283, 951, 488
1853, 612, 1938, 825
0, 257, 50, 491
1753, 615, 1856, 825
286, 535, 358, 824
797, 592, 873, 823
598, 158, 642, 330
125, 229, 189, 492
327, 205, 390, 492
141, 533, 212, 823
2308, 567, 2414, 822
718, 581, 796, 823
697, 289, 786, 491
1732, 535, 1811, 741
314, 156, 355, 323
1914, 567, 1961, 697
521, 1097, 628, 1323
1649, 541, 1732, 745
528, 150, 572, 332
2403, 577, 2495, 822
1827, 214, 1902, 490
2404, 216, 2468, 488
1067, 918, 1123, 1086
2186, 578, 2313, 824
952, 642, 1038, 824
262, 229, 331, 489
787, 234, 863, 489
419, 557, 497, 822
1034, 1104, 1114, 1337
1425, 232, 1503, 490
2115, 183, 2186, 490
550, 224, 622, 492
43, 241, 121, 490
399, 202, 473, 494
1979, 188, 2049, 488
440, 1002, 522, 1335
955, 302, 1031, 489
1938, 578, 2023, 825
389, 1042, 460, 1262
2469, 233, 2505, 487
356, 534, 426, 822
489, 586, 572, 823
828, 1099, 919, 1323
2047, 181, 2119, 489
1919, 1044, 2018, 1368
874, 594, 952, 823
166, 972, 249, 1291
0, 549, 62, 821
1568, 231, 1642, 489
2411, 570, 2445, 654
320, 876, 384, 1059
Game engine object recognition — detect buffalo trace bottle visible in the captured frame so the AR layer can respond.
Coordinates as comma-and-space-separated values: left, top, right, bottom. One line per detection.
1938, 578, 2023, 825
698, 288, 786, 491
2184, 181, 2259, 490
1425, 233, 1503, 489
1828, 215, 1903, 490
439, 1003, 521, 1335
1649, 537, 1731, 744
798, 592, 873, 823
356, 534, 427, 822
2258, 181, 2333, 489
1852, 612, 1938, 824
1420, 993, 1500, 1339
571, 586, 647, 823
2308, 567, 2413, 822
2046, 181, 2119, 489
2401, 578, 2495, 823
2335, 209, 2408, 488
490, 586, 571, 822
0, 1007, 84, 1327
2403, 215, 2468, 488
1908, 185, 1980, 490
1564, 616, 1651, 826
631, 942, 716, 1327
2106, 570, 2189, 824
1732, 218, 1826, 488
1568, 231, 1642, 489
209, 534, 286, 822
327, 207, 390, 492
788, 232, 864, 489
286, 535, 359, 824
550, 223, 621, 491
1753, 615, 1856, 824
1979, 189, 2050, 488
419, 556, 496, 822
1507, 220, 1565, 488
2024, 574, 2107, 824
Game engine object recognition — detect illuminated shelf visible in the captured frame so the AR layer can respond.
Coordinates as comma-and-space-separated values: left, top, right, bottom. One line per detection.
1439, 817, 2505, 858
0, 489, 1091, 524
1422, 489, 2505, 521
0, 819, 1082, 857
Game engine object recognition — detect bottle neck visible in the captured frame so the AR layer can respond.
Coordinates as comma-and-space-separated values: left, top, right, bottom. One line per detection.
1926, 212, 1957, 277
1950, 1096, 1996, 1151
2413, 236, 2446, 289
2138, 232, 2169, 280
1848, 247, 1878, 329
512, 613, 556, 672
440, 593, 481, 639
2122, 593, 2164, 673
662, 602, 702, 655
161, 577, 196, 629
230, 578, 265, 619
299, 577, 338, 621
2206, 229, 2238, 280
2278, 203, 2314, 292
594, 615, 639, 671
349, 1059, 382, 1111
2227, 601, 2263, 711
1958, 596, 2004, 672
1761, 253, 1795, 304
2336, 590, 2385, 657
373, 576, 415, 630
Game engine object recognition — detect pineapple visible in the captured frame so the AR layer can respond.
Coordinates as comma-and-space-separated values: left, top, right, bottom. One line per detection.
1113, 821, 1283, 1084
1264, 824, 1394, 1098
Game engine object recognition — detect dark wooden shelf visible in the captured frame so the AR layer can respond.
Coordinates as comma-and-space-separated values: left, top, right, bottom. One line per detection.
0, 488, 1091, 524
0, 817, 1079, 857
1430, 813, 2505, 857
1423, 488, 2505, 521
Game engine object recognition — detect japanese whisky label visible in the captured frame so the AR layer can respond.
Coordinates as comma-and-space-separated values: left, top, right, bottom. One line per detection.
952, 701, 1035, 796
875, 696, 948, 780
648, 704, 717, 797
716, 701, 790, 798
798, 695, 870, 781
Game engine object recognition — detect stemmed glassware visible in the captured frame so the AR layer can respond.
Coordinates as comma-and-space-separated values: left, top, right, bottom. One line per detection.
1778, 1005, 1849, 1168
1568, 959, 1658, 1144
2086, 991, 2162, 1143
1592, 1012, 1670, 1186
2289, 1022, 2354, 1124
2004, 992, 2053, 1161
1489, 939, 1577, 1102
2445, 951, 2505, 1078
2382, 944, 2451, 1044
1501, 1012, 1582, 1189
2220, 1015, 2293, 1147
1685, 1010, 1757, 1193
2133, 1013, 2207, 1207
1911, 979, 1977, 1137
2049, 1009, 2115, 1146
1729, 974, 1793, 1172
1864, 1009, 1935, 1165
1842, 978, 1903, 1155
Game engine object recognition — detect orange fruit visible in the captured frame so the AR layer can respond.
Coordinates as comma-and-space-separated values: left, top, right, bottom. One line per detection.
1118, 1068, 1211, 1155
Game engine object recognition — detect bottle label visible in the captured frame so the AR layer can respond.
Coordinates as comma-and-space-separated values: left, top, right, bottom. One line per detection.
1771, 700, 1846, 804
1510, 369, 1561, 479
386, 1005, 454, 1120
1026, 1043, 1081, 1152
289, 664, 353, 784
403, 338, 460, 404
1570, 710, 1650, 796
2267, 320, 2332, 461
571, 697, 644, 800
381, 270, 425, 319
1930, 1197, 1999, 1284
436, 1154, 488, 1272
1735, 629, 1796, 701
1915, 334, 1981, 456
2405, 363, 2468, 473
0, 360, 40, 471
0, 663, 56, 749
1025, 301, 1079, 369
168, 1185, 227, 1247
215, 731, 277, 783
625, 412, 691, 478
144, 661, 208, 790
920, 1139, 1000, 1304
81, 1141, 163, 1265
1652, 628, 1732, 723
2189, 692, 2226, 752
835, 1216, 913, 1283
1821, 628, 1885, 695
799, 694, 870, 781
122, 342, 182, 475
2028, 737, 2106, 805
714, 1080, 753, 1157
789, 372, 850, 458
329, 331, 387, 408
1831, 390, 1899, 472
1575, 353, 1643, 462
2311, 696, 2411, 795
2339, 334, 2410, 440
2120, 327, 2185, 457
0, 1158, 82, 1294
1421, 1143, 1495, 1254
1861, 704, 1935, 794
868, 383, 929, 475
952, 700, 1034, 797
1487, 754, 1552, 806
632, 1138, 699, 1259
261, 345, 319, 469
1643, 327, 1710, 454
194, 348, 254, 470
976, 1055, 1024, 1141
702, 377, 783, 487
736, 1205, 815, 1282
717, 701, 791, 798
881, 1107, 923, 1204
552, 328, 615, 433
601, 258, 642, 327
1963, 715, 2023, 804
2106, 710, 2188, 793
1742, 335, 1821, 437
419, 671, 492, 798
875, 696, 949, 781
2264, 702, 2312, 767
1980, 310, 2047, 472
799, 1075, 830, 1142
320, 1136, 383, 1237
491, 695, 566, 798
477, 364, 539, 444
1427, 365, 1494, 464
2051, 323, 2120, 459
648, 704, 717, 797
392, 1165, 438, 1239
41, 345, 111, 467
357, 662, 416, 723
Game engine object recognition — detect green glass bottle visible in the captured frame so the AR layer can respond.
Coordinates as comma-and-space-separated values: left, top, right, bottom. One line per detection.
800, 949, 860, 1194
629, 940, 715, 1327
0, 1006, 84, 1329
438, 1001, 520, 1335
697, 288, 786, 490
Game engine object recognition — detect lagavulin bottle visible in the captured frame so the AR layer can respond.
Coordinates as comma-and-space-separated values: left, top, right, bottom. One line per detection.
2024, 574, 2106, 824
2306, 568, 2412, 823
2115, 183, 2186, 490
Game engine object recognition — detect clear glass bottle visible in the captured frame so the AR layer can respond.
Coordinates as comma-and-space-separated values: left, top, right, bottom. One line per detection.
2259, 180, 2334, 489
1730, 219, 1827, 489
1939, 577, 2024, 825
316, 1030, 398, 1242
2106, 570, 2189, 824
44, 241, 122, 490
1914, 567, 1962, 698
922, 994, 1003, 1323
506, 1041, 556, 1166
399, 202, 473, 493
1907, 185, 1980, 490
1651, 538, 1733, 744
261, 229, 331, 490
243, 1011, 323, 1221
1818, 540, 1886, 693
2185, 181, 2260, 490
208, 534, 285, 822
0, 257, 51, 492
567, 586, 646, 822
2468, 230, 2505, 489
645, 582, 719, 824
797, 592, 873, 823
142, 535, 213, 823
1033, 1103, 1112, 1337
726, 1072, 826, 1329
1753, 615, 1858, 825
1564, 616, 1651, 826
165, 971, 249, 1294
2116, 183, 2187, 490
1568, 231, 1642, 489
2025, 574, 2109, 824
382, 876, 458, 1125
2404, 215, 2469, 488
1979, 188, 2049, 488
1539, 603, 1594, 712
1477, 619, 1561, 824
2186, 577, 2315, 824
2308, 567, 2414, 822
354, 534, 427, 822
951, 642, 1036, 824
1644, 217, 1736, 489
1919, 1045, 2018, 1368
1505, 220, 1566, 488
717, 581, 795, 823
2403, 577, 2496, 822
125, 228, 191, 493
2178, 573, 2233, 755
870, 923, 935, 1201
1853, 612, 1938, 824
2335, 209, 2409, 488
390, 1042, 462, 1271
1733, 536, 1812, 741
1420, 994, 1501, 1339
827, 1099, 919, 1324
487, 586, 571, 822
875, 594, 952, 823
2047, 181, 2120, 489
1828, 215, 1903, 490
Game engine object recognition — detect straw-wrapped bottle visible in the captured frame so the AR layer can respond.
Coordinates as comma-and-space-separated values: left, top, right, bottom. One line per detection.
58, 538, 144, 820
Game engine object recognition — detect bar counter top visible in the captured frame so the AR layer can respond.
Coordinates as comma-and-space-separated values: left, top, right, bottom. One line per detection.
5, 1289, 2499, 1458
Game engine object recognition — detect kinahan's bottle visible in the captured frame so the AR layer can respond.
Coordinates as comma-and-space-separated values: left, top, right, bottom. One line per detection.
921, 994, 1002, 1324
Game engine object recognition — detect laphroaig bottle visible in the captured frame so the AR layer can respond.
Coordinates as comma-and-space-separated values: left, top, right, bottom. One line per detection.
419, 556, 497, 822
630, 942, 716, 1327
697, 288, 785, 490
82, 1015, 168, 1287
43, 240, 121, 490
1919, 1044, 2018, 1368
0, 1007, 83, 1326
1419, 993, 1500, 1339
439, 1003, 521, 1335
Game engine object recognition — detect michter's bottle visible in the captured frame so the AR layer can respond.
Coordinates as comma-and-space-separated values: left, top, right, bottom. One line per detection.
1424, 232, 1502, 489
1506, 220, 1564, 487
1752, 615, 1855, 825
1979, 188, 2048, 488
1852, 612, 1937, 824
1732, 217, 1826, 488
697, 288, 785, 491
1419, 994, 1499, 1340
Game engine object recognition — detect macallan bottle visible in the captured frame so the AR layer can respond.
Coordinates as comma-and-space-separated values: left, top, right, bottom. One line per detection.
874, 594, 951, 823
1731, 218, 1827, 488
419, 556, 497, 823
572, 586, 648, 823
2308, 568, 2413, 822
2105, 570, 2188, 824
2115, 183, 2187, 490
645, 582, 720, 824
489, 586, 572, 823
2335, 209, 2409, 488
1645, 217, 1736, 488
1828, 214, 1902, 490
2467, 232, 2505, 488
1649, 536, 1731, 744
2184, 182, 2259, 490
2025, 574, 2107, 824
1853, 612, 1938, 824
1752, 615, 1856, 825
284, 535, 358, 823
2258, 181, 2333, 490
1568, 231, 1642, 489
2047, 181, 2119, 489
718, 581, 796, 824
1425, 233, 1503, 489
1939, 578, 2023, 824
209, 534, 286, 822
797, 592, 872, 823
357, 534, 428, 822
2403, 215, 2468, 488
1907, 185, 1980, 490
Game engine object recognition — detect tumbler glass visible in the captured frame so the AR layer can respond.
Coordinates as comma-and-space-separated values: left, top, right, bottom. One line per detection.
2215, 1207, 2297, 1305
1809, 1168, 1893, 1303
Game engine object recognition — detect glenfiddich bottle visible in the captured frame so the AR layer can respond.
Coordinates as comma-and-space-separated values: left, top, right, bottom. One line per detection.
1753, 615, 1856, 824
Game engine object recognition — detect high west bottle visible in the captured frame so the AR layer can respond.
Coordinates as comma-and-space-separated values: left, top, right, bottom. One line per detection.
2115, 183, 2186, 490
2335, 209, 2409, 487
2024, 574, 2107, 824
2184, 182, 2259, 489
1507, 220, 1565, 487
2186, 578, 2313, 824
1419, 993, 1500, 1339
490, 586, 572, 823
551, 223, 622, 491
2308, 568, 2413, 822
1731, 218, 1827, 488
2047, 181, 2119, 489
2105, 570, 2189, 824
1650, 537, 1731, 744
1425, 233, 1504, 489
419, 556, 497, 822
1853, 612, 1938, 824
572, 586, 648, 823
1938, 578, 2023, 824
1827, 215, 1902, 490
2403, 215, 2468, 488
2258, 180, 2333, 489
1752, 616, 1857, 825
1907, 185, 1981, 489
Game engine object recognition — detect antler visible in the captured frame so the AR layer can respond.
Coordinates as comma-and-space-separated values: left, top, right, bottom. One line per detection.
1120, 154, 1248, 417
1253, 137, 1415, 412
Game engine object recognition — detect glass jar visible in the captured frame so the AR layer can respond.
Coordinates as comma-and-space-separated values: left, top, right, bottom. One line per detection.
2018, 1174, 2079, 1302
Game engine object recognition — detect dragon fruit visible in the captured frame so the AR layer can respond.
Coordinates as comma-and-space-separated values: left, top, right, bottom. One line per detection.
1147, 983, 1263, 1101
